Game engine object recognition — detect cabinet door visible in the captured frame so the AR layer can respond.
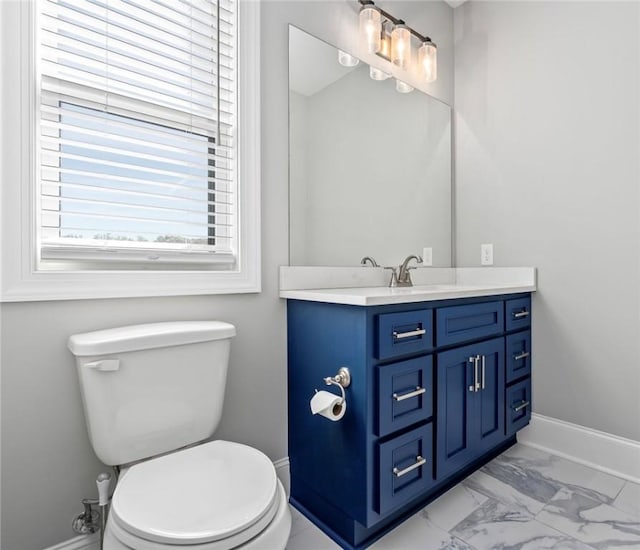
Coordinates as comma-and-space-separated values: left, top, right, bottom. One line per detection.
506, 331, 531, 383
506, 378, 532, 437
436, 301, 504, 347
377, 309, 434, 360
377, 424, 434, 515
506, 297, 531, 332
377, 356, 433, 437
436, 343, 476, 479
474, 338, 506, 453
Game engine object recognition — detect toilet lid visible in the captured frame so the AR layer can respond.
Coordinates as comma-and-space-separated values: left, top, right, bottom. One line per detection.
111, 440, 278, 546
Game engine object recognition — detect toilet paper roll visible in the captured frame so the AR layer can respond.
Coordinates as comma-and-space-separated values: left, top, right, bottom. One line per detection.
310, 390, 346, 421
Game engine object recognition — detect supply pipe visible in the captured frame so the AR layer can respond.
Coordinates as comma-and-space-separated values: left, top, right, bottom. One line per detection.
96, 472, 112, 550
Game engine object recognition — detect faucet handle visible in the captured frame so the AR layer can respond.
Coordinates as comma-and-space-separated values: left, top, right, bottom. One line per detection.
384, 266, 398, 287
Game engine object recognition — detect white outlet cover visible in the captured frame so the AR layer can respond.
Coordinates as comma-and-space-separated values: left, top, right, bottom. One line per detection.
422, 247, 433, 266
481, 244, 494, 266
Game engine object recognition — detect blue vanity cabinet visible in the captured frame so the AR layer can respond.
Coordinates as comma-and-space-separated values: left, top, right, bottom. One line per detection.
287, 293, 532, 549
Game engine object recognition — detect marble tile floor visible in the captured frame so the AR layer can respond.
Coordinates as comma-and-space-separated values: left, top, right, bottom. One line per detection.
286, 444, 640, 550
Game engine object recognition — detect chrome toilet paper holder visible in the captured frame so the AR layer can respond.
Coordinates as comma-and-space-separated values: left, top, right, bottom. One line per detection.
319, 367, 351, 403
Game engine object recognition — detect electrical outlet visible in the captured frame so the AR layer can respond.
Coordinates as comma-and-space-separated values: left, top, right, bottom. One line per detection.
481, 244, 494, 266
422, 247, 433, 266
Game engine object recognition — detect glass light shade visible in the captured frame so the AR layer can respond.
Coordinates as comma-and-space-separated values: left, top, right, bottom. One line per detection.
391, 24, 411, 69
418, 41, 438, 83
359, 5, 382, 53
338, 50, 360, 68
369, 66, 391, 81
395, 79, 414, 93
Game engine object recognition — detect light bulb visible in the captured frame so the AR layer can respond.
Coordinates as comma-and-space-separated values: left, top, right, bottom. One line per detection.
338, 50, 360, 68
418, 41, 437, 83
379, 32, 391, 59
369, 66, 391, 81
359, 5, 382, 54
391, 24, 411, 69
395, 79, 414, 93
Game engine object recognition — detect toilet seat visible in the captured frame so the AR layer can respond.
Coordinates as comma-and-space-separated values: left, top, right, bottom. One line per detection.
111, 440, 279, 547
107, 481, 289, 550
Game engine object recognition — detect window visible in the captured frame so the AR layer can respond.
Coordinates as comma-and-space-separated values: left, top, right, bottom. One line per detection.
40, 0, 236, 269
0, 0, 260, 300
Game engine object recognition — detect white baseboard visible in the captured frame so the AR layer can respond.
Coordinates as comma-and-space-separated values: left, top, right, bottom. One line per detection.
518, 413, 640, 484
44, 458, 291, 550
43, 534, 98, 550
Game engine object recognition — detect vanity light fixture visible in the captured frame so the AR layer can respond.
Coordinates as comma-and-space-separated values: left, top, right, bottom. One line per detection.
338, 49, 360, 67
358, 0, 438, 84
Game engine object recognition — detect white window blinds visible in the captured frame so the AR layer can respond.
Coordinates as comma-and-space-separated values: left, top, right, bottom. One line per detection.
38, 0, 237, 267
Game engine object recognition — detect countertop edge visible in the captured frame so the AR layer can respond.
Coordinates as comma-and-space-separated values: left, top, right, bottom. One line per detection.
279, 284, 536, 306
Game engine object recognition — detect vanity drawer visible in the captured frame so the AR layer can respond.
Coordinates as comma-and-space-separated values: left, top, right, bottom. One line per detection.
377, 310, 433, 360
506, 378, 532, 437
377, 423, 434, 515
377, 356, 433, 437
436, 301, 504, 347
506, 297, 531, 332
506, 331, 532, 384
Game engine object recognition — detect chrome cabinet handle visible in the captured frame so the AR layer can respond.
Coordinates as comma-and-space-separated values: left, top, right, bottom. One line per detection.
513, 351, 530, 361
513, 310, 530, 319
513, 400, 530, 412
393, 455, 426, 477
393, 386, 426, 402
469, 356, 487, 391
468, 356, 477, 392
393, 328, 426, 340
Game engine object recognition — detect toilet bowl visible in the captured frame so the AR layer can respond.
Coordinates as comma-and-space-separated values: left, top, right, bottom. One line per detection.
103, 441, 291, 550
68, 322, 291, 549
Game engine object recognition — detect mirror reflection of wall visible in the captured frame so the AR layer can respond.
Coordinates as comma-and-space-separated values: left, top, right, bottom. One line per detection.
289, 26, 452, 268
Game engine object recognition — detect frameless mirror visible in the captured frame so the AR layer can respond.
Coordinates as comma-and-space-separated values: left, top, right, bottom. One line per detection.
289, 26, 452, 268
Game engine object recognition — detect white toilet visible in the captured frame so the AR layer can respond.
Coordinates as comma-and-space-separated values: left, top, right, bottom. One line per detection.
68, 321, 291, 549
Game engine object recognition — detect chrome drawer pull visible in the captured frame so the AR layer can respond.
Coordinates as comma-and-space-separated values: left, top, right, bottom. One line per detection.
393, 386, 426, 402
393, 328, 426, 340
513, 310, 530, 319
393, 455, 426, 477
481, 355, 486, 390
513, 351, 530, 361
513, 400, 530, 412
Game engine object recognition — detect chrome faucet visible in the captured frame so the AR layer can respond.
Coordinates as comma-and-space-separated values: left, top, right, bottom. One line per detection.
396, 255, 423, 287
360, 256, 379, 267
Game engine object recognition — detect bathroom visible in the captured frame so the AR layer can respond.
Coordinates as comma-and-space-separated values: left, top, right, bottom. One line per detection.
0, 0, 639, 549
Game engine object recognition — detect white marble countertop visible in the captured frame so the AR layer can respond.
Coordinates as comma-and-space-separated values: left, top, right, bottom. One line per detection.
279, 267, 537, 306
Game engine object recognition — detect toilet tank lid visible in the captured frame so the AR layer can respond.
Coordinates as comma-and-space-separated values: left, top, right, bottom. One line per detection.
68, 321, 236, 356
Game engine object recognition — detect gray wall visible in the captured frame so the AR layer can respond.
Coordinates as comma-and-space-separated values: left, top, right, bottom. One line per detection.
454, 1, 640, 441
0, 1, 453, 548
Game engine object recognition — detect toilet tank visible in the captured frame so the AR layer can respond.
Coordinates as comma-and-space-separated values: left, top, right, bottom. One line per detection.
68, 321, 236, 466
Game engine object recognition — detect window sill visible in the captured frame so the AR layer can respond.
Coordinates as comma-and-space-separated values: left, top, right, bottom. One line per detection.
0, 269, 261, 302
